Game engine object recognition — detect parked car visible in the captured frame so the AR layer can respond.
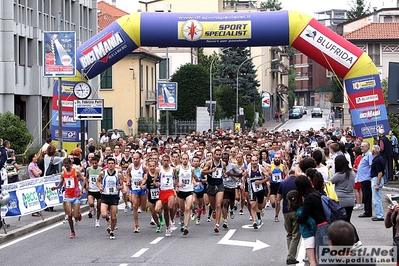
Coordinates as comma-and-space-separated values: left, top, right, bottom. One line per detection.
107, 129, 127, 138
293, 105, 305, 116
303, 106, 307, 114
311, 108, 323, 118
289, 108, 302, 119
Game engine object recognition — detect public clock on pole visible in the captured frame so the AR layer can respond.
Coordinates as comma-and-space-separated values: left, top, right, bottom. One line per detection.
73, 81, 92, 99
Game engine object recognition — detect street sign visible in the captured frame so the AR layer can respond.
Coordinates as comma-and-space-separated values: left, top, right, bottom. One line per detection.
73, 99, 104, 120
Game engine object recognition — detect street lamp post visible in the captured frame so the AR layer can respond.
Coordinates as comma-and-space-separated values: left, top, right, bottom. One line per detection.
236, 53, 265, 123
210, 47, 229, 131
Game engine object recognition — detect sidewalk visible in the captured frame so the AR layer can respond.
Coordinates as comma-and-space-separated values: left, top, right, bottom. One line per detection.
0, 204, 89, 244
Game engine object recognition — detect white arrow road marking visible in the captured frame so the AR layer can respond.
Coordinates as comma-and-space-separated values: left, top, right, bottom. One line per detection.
241, 223, 263, 229
218, 229, 269, 251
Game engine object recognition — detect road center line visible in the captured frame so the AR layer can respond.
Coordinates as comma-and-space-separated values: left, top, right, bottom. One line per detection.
132, 248, 149, 258
119, 264, 129, 266
150, 237, 164, 244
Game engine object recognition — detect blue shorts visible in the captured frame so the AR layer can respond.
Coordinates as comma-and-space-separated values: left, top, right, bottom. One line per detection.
63, 198, 82, 205
130, 189, 147, 197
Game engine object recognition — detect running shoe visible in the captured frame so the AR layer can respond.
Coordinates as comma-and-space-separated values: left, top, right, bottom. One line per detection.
214, 224, 220, 233
353, 240, 363, 250
233, 205, 238, 211
183, 226, 189, 235
95, 220, 100, 227
261, 208, 265, 217
124, 206, 129, 213
249, 216, 252, 221
156, 224, 162, 233
150, 218, 156, 226
165, 227, 172, 237
134, 225, 140, 233
159, 215, 165, 226
257, 219, 263, 227
77, 213, 82, 222
109, 231, 115, 240
138, 207, 142, 213
195, 218, 201, 225
207, 216, 211, 222
180, 222, 185, 232
266, 200, 271, 208
114, 224, 118, 230
88, 211, 93, 218
106, 226, 111, 235
274, 216, 279, 222
70, 232, 76, 239
212, 211, 216, 220
253, 222, 258, 229
63, 215, 68, 224
175, 211, 180, 219
190, 213, 197, 221
230, 211, 235, 220
239, 209, 244, 215
171, 220, 177, 231
222, 221, 229, 229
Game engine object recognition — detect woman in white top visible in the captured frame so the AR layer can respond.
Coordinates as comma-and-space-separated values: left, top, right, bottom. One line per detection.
44, 145, 67, 175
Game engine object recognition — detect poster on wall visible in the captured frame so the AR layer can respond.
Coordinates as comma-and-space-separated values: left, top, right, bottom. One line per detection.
157, 82, 178, 111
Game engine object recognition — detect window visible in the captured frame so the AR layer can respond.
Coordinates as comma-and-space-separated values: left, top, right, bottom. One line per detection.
367, 43, 381, 66
100, 67, 112, 89
101, 107, 113, 131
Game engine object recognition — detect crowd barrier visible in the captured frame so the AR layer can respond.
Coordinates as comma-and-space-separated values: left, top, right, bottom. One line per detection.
1, 175, 87, 217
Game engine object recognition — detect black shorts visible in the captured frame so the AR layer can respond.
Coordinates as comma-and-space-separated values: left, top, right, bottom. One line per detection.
249, 191, 265, 204
270, 183, 281, 195
88, 191, 101, 200
206, 183, 224, 197
194, 190, 204, 199
148, 198, 160, 205
101, 194, 120, 206
177, 191, 193, 200
223, 187, 235, 202
244, 182, 249, 192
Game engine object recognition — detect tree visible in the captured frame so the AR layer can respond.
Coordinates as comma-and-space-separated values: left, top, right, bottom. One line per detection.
260, 0, 283, 10
329, 76, 344, 103
0, 111, 33, 155
198, 48, 219, 76
169, 64, 209, 120
347, 0, 371, 20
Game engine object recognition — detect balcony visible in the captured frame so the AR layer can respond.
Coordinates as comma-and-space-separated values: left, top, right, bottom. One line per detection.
145, 90, 156, 105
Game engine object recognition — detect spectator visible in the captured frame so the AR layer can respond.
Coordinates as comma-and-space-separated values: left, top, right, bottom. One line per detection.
85, 138, 95, 156
44, 145, 67, 175
99, 128, 106, 139
0, 139, 6, 169
111, 129, 120, 142
5, 149, 19, 183
378, 128, 393, 184
100, 132, 110, 144
352, 146, 363, 211
27, 153, 42, 217
370, 145, 385, 221
41, 137, 52, 153
389, 130, 399, 176
357, 142, 373, 218
384, 202, 399, 265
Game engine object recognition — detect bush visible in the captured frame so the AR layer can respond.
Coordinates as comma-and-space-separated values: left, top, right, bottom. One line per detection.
0, 111, 34, 155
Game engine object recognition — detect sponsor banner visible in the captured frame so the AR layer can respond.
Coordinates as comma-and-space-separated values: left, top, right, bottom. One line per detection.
1, 182, 20, 217
347, 89, 385, 109
44, 175, 63, 207
52, 94, 76, 112
344, 74, 381, 95
51, 110, 78, 127
76, 22, 137, 78
43, 31, 76, 77
292, 19, 363, 78
353, 120, 390, 139
351, 104, 387, 126
157, 82, 178, 111
262, 92, 271, 108
17, 178, 46, 215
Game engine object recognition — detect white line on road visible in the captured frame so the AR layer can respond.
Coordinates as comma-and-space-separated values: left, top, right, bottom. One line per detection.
131, 248, 149, 258
119, 264, 129, 266
218, 229, 269, 251
150, 237, 164, 244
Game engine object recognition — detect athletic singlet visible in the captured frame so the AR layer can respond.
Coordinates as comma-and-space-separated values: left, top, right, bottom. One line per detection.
120, 156, 132, 177
177, 165, 193, 192
207, 160, 223, 186
193, 168, 204, 192
102, 169, 120, 195
146, 172, 159, 200
247, 167, 265, 193
130, 164, 144, 190
63, 168, 80, 198
159, 166, 174, 190
87, 166, 102, 192
270, 164, 284, 184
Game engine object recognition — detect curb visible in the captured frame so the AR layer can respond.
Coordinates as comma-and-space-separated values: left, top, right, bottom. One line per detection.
0, 205, 89, 244
383, 186, 399, 193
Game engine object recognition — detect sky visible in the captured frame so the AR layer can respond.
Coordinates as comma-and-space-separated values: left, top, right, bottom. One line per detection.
102, 0, 397, 16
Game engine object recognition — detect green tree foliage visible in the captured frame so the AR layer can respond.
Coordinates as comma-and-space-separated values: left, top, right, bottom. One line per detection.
329, 76, 344, 103
288, 90, 295, 108
260, 0, 283, 10
198, 48, 219, 76
214, 84, 236, 119
347, 0, 371, 20
169, 64, 209, 120
382, 78, 399, 132
0, 111, 33, 155
288, 67, 296, 91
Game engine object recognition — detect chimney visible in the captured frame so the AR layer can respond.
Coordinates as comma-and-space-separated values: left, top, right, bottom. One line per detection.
112, 0, 116, 6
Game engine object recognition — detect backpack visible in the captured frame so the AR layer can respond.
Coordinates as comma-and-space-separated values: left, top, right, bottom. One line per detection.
45, 157, 59, 176
320, 193, 347, 224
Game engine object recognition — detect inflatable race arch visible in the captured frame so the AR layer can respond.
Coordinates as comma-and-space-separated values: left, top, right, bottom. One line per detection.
53, 10, 388, 143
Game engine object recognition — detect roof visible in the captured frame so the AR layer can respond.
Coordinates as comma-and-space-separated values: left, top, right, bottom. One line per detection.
98, 1, 129, 31
343, 22, 399, 40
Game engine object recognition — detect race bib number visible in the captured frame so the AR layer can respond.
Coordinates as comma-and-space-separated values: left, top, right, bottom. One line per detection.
182, 178, 190, 186
107, 180, 116, 194
89, 175, 97, 184
272, 173, 282, 183
251, 182, 263, 193
133, 180, 140, 189
65, 178, 75, 189
212, 169, 223, 179
150, 188, 159, 200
